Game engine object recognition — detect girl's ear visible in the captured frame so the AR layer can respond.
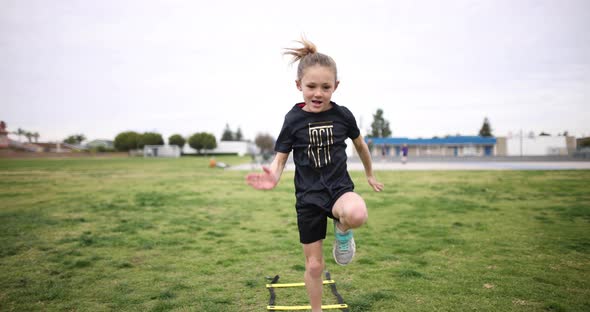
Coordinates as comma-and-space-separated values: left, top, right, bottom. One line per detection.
334, 80, 340, 91
296, 80, 302, 91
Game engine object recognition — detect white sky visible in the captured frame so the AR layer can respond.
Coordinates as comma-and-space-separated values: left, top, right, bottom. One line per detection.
2, 0, 589, 143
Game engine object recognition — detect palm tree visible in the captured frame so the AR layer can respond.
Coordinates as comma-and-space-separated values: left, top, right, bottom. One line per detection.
33, 132, 40, 143
14, 128, 25, 142
25, 132, 33, 143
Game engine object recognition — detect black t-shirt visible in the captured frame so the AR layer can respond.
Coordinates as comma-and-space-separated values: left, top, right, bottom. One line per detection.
275, 102, 361, 203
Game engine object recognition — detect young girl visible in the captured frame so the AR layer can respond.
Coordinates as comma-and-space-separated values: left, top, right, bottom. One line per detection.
246, 38, 383, 312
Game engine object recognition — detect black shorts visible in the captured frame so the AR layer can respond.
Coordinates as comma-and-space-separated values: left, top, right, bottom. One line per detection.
295, 187, 353, 244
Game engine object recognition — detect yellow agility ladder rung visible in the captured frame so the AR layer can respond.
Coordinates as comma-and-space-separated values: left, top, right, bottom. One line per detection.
266, 280, 335, 288
267, 304, 348, 311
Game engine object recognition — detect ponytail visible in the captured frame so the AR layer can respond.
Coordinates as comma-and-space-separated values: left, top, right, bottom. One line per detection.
283, 37, 318, 64
283, 37, 338, 81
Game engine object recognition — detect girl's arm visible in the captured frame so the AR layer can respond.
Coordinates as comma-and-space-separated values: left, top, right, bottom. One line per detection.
246, 152, 290, 190
352, 135, 384, 192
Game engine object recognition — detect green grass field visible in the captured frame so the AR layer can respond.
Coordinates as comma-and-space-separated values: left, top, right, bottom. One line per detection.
0, 157, 589, 311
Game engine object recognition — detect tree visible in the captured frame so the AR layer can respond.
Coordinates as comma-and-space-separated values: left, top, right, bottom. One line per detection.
168, 134, 186, 147
14, 128, 25, 142
539, 132, 550, 136
370, 109, 392, 138
478, 117, 493, 137
75, 134, 86, 144
114, 131, 141, 151
64, 136, 75, 144
25, 132, 33, 143
255, 133, 275, 154
188, 132, 217, 154
63, 133, 86, 145
64, 135, 77, 144
64, 134, 86, 145
138, 132, 164, 148
32, 132, 40, 143
221, 124, 234, 141
235, 127, 243, 141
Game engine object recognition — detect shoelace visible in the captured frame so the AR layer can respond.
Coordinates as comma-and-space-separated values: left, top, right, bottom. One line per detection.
336, 232, 351, 252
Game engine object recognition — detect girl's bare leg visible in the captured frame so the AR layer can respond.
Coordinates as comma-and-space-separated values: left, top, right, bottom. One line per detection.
302, 240, 325, 312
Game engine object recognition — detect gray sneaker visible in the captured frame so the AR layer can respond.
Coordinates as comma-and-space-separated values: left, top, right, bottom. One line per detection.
333, 221, 356, 265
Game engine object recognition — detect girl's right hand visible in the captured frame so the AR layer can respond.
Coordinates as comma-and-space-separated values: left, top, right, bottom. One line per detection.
367, 176, 384, 192
246, 166, 278, 190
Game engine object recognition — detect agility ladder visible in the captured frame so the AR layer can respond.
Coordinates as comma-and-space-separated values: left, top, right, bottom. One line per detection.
266, 271, 349, 311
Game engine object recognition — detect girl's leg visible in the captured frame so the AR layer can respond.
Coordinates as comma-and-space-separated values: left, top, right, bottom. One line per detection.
302, 240, 325, 312
332, 192, 368, 231
331, 192, 368, 265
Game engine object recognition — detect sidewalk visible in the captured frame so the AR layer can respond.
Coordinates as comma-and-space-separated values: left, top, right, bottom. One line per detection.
348, 160, 590, 171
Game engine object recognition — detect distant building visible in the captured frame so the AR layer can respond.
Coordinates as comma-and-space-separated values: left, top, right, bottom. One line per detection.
363, 134, 576, 157
365, 136, 497, 157
86, 139, 114, 149
143, 145, 181, 158
182, 141, 257, 156
500, 133, 576, 156
35, 142, 83, 152
577, 137, 590, 150
574, 137, 590, 158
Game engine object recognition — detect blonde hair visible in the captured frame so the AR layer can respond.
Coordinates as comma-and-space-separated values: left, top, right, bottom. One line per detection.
283, 37, 338, 81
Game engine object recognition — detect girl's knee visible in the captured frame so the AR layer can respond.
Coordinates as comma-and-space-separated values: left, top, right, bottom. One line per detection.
334, 192, 368, 227
348, 206, 368, 228
305, 258, 324, 277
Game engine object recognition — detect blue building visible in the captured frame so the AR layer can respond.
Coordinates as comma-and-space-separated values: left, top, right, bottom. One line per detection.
365, 136, 497, 157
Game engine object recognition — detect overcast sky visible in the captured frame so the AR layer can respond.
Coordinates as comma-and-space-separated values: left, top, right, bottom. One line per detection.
2, 0, 589, 143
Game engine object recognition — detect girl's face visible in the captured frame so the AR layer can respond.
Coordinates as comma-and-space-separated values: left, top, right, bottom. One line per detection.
296, 64, 339, 113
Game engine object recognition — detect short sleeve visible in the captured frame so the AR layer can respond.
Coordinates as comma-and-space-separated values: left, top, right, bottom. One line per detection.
342, 106, 360, 139
274, 116, 293, 153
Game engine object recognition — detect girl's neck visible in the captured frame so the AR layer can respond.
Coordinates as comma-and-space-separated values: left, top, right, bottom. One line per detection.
301, 102, 334, 113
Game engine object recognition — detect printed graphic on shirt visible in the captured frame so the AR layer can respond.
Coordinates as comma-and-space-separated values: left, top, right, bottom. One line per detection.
307, 121, 334, 168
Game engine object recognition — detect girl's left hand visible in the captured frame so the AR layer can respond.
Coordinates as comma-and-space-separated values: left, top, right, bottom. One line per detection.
367, 176, 384, 192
